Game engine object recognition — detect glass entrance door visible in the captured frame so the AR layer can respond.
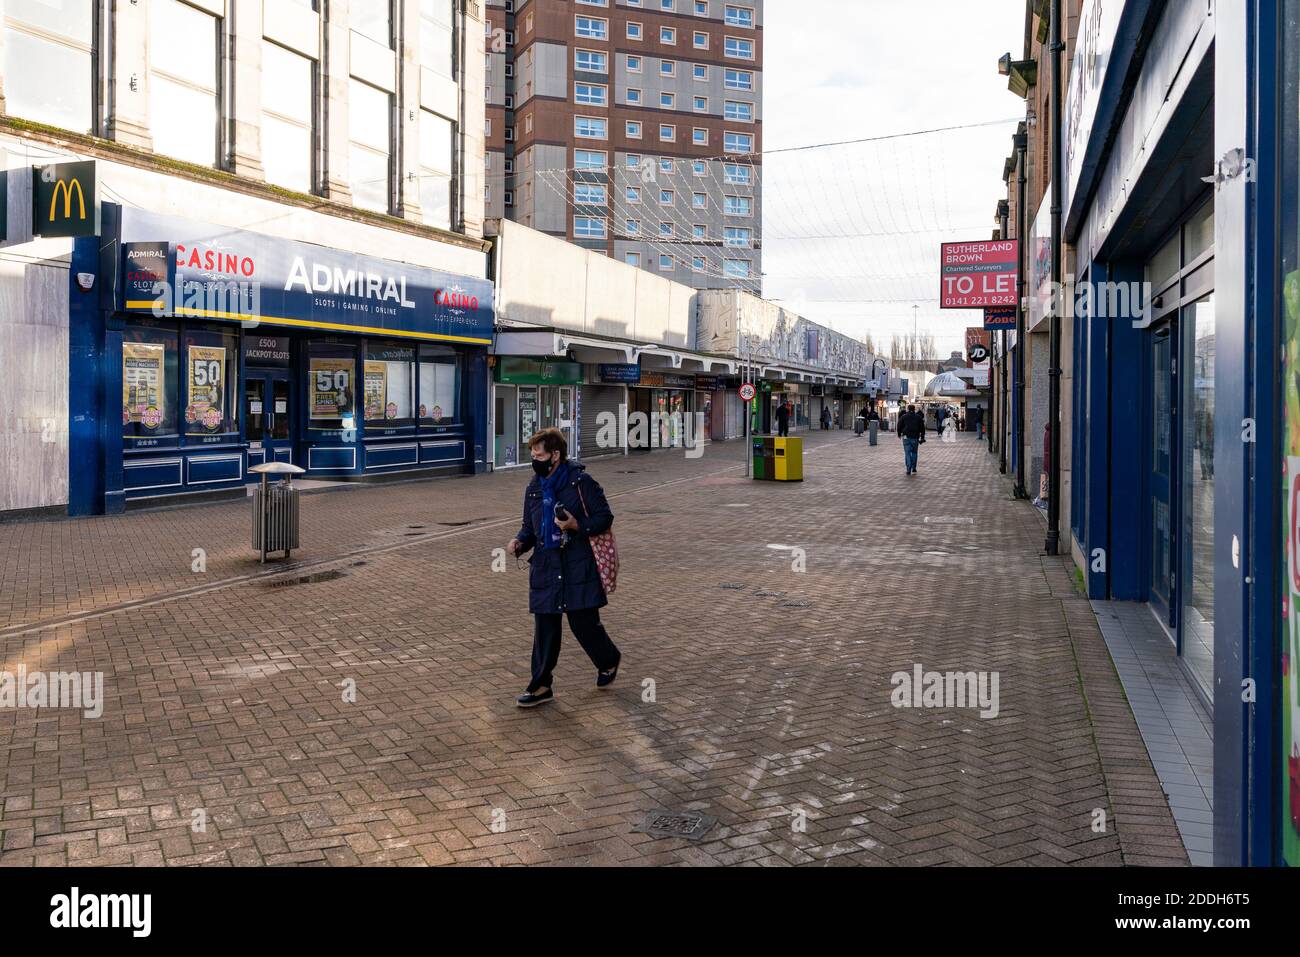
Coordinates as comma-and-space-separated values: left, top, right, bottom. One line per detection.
1149, 324, 1177, 625
245, 369, 294, 473
1181, 293, 1215, 697
557, 386, 574, 452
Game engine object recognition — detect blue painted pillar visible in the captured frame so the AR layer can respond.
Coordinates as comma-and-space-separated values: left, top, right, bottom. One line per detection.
464, 348, 489, 473
1084, 262, 1111, 598
1107, 262, 1145, 600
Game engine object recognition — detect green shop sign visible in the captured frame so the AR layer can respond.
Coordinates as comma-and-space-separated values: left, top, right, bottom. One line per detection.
494, 357, 582, 385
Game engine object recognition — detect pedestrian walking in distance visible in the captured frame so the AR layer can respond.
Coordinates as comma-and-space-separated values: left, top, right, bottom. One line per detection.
776, 399, 792, 437
821, 406, 832, 431
898, 403, 927, 475
506, 428, 620, 708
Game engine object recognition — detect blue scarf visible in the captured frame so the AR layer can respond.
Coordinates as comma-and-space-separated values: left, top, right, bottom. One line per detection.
538, 461, 570, 551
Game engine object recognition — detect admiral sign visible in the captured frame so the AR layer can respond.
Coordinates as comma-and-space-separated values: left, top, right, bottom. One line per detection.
939, 239, 1018, 309
116, 209, 493, 344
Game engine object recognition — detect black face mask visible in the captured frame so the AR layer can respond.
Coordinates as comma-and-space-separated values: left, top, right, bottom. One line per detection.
531, 458, 553, 478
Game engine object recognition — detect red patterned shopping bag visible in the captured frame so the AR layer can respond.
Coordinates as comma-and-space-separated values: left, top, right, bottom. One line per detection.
575, 481, 619, 595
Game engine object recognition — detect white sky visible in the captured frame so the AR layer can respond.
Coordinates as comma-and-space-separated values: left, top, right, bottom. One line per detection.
761, 0, 1026, 355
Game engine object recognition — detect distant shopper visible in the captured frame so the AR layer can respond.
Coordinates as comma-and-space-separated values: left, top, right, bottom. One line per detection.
821, 406, 832, 430
898, 403, 927, 475
506, 428, 621, 708
935, 405, 946, 436
776, 399, 792, 437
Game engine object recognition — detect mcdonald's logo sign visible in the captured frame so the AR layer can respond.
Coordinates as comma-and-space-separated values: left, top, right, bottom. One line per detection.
33, 161, 98, 238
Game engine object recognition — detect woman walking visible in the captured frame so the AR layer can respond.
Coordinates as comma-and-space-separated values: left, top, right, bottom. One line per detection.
506, 428, 621, 707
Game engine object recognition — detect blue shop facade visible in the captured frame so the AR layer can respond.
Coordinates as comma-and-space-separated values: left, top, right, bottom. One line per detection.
1063, 0, 1297, 864
68, 205, 494, 515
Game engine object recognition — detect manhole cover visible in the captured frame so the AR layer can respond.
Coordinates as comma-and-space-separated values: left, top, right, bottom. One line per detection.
753, 590, 784, 598
923, 516, 975, 525
779, 600, 812, 608
634, 809, 718, 842
719, 583, 747, 590
261, 569, 347, 588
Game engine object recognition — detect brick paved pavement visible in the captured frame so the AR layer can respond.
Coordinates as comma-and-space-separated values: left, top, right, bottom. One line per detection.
0, 431, 1187, 865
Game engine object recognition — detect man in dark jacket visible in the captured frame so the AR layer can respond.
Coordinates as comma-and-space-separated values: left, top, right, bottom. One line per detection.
506, 428, 621, 707
775, 399, 792, 437
897, 403, 927, 475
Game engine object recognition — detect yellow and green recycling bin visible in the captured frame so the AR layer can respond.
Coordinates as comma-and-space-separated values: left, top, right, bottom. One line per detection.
752, 436, 803, 481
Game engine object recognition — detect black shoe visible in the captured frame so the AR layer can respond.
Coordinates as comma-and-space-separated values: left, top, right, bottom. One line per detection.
516, 688, 554, 708
596, 659, 620, 688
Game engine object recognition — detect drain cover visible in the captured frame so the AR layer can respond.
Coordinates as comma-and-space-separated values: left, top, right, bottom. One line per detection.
779, 600, 812, 608
262, 569, 347, 588
923, 516, 975, 525
719, 583, 747, 590
634, 809, 717, 842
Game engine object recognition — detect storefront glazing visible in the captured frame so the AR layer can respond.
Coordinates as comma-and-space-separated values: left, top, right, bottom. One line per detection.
68, 206, 493, 514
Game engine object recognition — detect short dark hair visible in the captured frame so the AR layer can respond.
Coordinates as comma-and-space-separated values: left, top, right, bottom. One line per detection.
527, 427, 568, 461
907, 404, 916, 412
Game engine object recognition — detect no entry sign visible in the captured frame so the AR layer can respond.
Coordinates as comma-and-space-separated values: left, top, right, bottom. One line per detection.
940, 239, 1018, 308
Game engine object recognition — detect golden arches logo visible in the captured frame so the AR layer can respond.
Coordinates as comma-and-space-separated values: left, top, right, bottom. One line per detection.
49, 178, 87, 222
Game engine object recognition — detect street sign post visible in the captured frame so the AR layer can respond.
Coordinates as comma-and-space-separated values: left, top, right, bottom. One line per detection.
740, 382, 755, 477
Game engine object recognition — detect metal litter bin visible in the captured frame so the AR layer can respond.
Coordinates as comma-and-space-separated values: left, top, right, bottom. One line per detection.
854, 415, 865, 435
250, 462, 306, 562
869, 419, 879, 445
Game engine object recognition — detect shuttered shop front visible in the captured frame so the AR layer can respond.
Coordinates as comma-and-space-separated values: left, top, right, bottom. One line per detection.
578, 384, 625, 459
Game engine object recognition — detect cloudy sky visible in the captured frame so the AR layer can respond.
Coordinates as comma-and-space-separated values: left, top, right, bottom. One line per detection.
761, 0, 1026, 356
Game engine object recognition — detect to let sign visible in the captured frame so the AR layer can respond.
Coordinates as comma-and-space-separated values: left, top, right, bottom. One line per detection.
939, 239, 1018, 308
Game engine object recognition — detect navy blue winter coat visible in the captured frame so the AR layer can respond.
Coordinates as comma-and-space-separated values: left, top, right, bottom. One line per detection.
513, 462, 613, 614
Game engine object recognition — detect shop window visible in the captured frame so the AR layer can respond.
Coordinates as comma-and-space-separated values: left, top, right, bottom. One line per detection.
364, 341, 416, 427
419, 346, 461, 424
308, 341, 358, 431
3, 0, 95, 134
123, 324, 179, 439
183, 325, 239, 436
149, 0, 221, 167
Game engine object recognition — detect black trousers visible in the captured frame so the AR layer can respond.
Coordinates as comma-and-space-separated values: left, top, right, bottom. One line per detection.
778, 421, 789, 437
529, 608, 620, 691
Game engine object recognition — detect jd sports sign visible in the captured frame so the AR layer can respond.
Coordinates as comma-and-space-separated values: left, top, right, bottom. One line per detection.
33, 161, 98, 238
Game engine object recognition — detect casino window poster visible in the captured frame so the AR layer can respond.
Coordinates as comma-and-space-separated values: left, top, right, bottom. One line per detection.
123, 343, 164, 426
186, 345, 227, 432
310, 357, 354, 419
364, 361, 388, 421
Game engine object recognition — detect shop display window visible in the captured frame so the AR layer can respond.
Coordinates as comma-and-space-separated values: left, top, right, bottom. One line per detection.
364, 341, 416, 428
419, 346, 461, 425
123, 323, 179, 439
183, 324, 238, 436
308, 340, 358, 432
